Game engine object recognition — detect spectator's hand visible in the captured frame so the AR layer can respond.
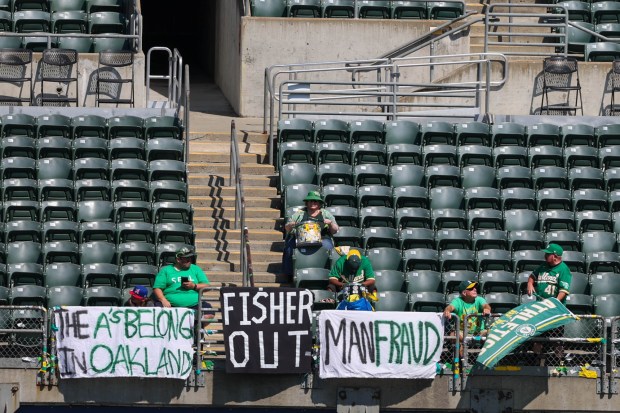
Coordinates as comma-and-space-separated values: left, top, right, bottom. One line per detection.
527, 283, 535, 296
324, 219, 332, 226
182, 281, 193, 290
483, 307, 491, 315
443, 309, 452, 319
160, 298, 172, 308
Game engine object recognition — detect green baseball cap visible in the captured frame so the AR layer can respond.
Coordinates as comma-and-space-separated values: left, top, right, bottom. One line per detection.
542, 243, 563, 256
303, 191, 323, 203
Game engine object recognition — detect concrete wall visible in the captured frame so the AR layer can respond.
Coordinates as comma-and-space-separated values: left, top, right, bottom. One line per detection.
229, 18, 467, 117
6, 368, 620, 411
0, 52, 146, 109
215, 0, 243, 115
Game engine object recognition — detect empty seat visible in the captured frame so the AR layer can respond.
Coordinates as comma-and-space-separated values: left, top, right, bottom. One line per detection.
399, 228, 435, 250
503, 209, 539, 231
42, 220, 78, 243
359, 206, 394, 228
572, 188, 608, 211
293, 246, 330, 271
42, 241, 78, 264
532, 166, 568, 189
562, 250, 587, 273
428, 186, 464, 209
4, 220, 39, 243
277, 118, 313, 142
461, 165, 496, 189
375, 291, 409, 312
46, 285, 83, 307
40, 200, 76, 221
406, 270, 443, 293
366, 247, 403, 271
439, 248, 475, 272
472, 229, 508, 251
353, 164, 388, 186
75, 179, 110, 201
575, 210, 611, 232
431, 208, 466, 230
387, 143, 421, 166
501, 187, 536, 211
569, 166, 604, 190
395, 207, 431, 229
420, 121, 454, 145
83, 286, 122, 306
484, 292, 519, 313
373, 270, 405, 292
119, 263, 158, 288
596, 124, 620, 147
491, 122, 526, 147
117, 241, 155, 266
590, 272, 620, 295
527, 123, 561, 147
362, 227, 398, 249
391, 0, 427, 19
8, 262, 43, 286
494, 145, 529, 166
403, 248, 439, 271
79, 241, 116, 265
80, 263, 119, 288
349, 119, 384, 143
586, 251, 620, 274
513, 250, 546, 273
457, 145, 492, 167
465, 187, 500, 210
545, 230, 581, 252
114, 200, 151, 223
476, 249, 512, 272
594, 293, 620, 323
508, 230, 544, 252
539, 210, 575, 232
325, 206, 358, 227
111, 179, 149, 201
565, 146, 598, 168
436, 228, 471, 250
536, 188, 571, 211
390, 164, 425, 188
561, 124, 595, 147
497, 166, 531, 189
422, 144, 457, 166
152, 201, 193, 225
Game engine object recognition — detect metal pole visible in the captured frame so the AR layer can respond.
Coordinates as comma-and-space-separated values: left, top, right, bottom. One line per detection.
184, 64, 190, 164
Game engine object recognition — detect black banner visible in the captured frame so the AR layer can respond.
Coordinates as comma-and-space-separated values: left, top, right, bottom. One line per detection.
220, 287, 313, 374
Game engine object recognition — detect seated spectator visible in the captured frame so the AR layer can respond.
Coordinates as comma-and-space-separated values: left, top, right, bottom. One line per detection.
124, 285, 154, 307
153, 246, 214, 321
328, 249, 376, 293
281, 191, 339, 281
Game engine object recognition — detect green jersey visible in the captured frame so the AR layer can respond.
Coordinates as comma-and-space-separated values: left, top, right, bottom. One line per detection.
532, 261, 572, 303
153, 264, 209, 308
329, 255, 375, 284
448, 296, 488, 334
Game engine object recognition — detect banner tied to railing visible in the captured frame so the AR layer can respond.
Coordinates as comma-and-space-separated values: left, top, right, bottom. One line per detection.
319, 310, 444, 379
54, 307, 195, 379
220, 287, 313, 374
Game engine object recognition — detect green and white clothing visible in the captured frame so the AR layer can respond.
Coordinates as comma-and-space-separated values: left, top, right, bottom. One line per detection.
153, 264, 209, 308
329, 255, 375, 284
531, 261, 572, 303
287, 208, 337, 237
449, 296, 488, 334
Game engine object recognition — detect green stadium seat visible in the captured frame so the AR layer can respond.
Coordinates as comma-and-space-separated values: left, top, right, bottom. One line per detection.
472, 229, 508, 251
420, 120, 455, 145
50, 0, 86, 11
352, 142, 386, 165
3, 199, 38, 221
425, 164, 460, 188
119, 264, 157, 288
75, 179, 110, 202
149, 180, 187, 203
293, 246, 330, 271
507, 230, 544, 252
357, 0, 391, 18
322, 184, 356, 207
440, 248, 475, 272
479, 270, 517, 294
497, 165, 531, 189
366, 247, 403, 271
561, 250, 587, 273
409, 291, 444, 312
376, 291, 409, 311
585, 42, 620, 61
529, 146, 563, 168
384, 120, 420, 145
503, 209, 539, 231
476, 249, 512, 272
455, 121, 490, 146
144, 116, 182, 140
331, 226, 362, 247
387, 143, 421, 165
572, 188, 608, 211
545, 230, 580, 251
564, 293, 594, 314
42, 241, 78, 264
41, 220, 78, 243
111, 179, 149, 201
484, 292, 519, 313
457, 145, 492, 167
251, 0, 288, 16
403, 247, 439, 271
79, 241, 116, 265
40, 200, 76, 221
13, 10, 49, 32
493, 145, 528, 167
461, 165, 496, 189
349, 119, 384, 143
539, 210, 575, 232
396, 207, 431, 229
406, 270, 443, 293
313, 119, 348, 143
47, 285, 83, 306
362, 226, 398, 249
590, 272, 620, 296
536, 188, 571, 211
596, 123, 620, 147
8, 262, 43, 286
565, 145, 598, 168
592, 1, 620, 24
586, 251, 620, 273
117, 241, 155, 266
391, 0, 427, 19
357, 185, 392, 208
532, 166, 568, 189
2, 177, 37, 200
422, 144, 457, 166
51, 10, 86, 33
4, 220, 39, 243
108, 137, 144, 160
575, 210, 611, 232
392, 185, 428, 209
83, 285, 122, 306
600, 146, 620, 169
559, 21, 595, 54
294, 268, 329, 289
373, 270, 405, 292
288, 0, 321, 17
491, 122, 526, 147
117, 221, 154, 243
399, 228, 435, 250
436, 228, 471, 250
353, 164, 388, 186
322, 0, 355, 17
317, 163, 350, 186
279, 141, 314, 166
465, 187, 500, 210
389, 164, 425, 188
527, 123, 561, 147
431, 208, 466, 230
77, 200, 114, 222
561, 124, 595, 147
428, 1, 464, 19
1, 136, 35, 159
359, 206, 394, 228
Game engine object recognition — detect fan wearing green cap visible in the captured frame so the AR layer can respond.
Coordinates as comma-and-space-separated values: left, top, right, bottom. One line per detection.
443, 280, 491, 349
280, 191, 339, 280
527, 243, 572, 303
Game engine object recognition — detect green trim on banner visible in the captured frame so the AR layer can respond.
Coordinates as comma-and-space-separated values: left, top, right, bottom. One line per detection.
476, 297, 577, 369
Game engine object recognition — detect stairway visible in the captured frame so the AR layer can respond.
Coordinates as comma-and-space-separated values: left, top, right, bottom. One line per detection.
188, 130, 285, 288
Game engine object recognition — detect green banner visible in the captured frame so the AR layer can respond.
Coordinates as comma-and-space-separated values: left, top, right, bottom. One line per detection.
476, 297, 577, 369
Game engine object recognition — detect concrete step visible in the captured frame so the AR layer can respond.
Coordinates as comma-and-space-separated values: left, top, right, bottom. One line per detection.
193, 207, 281, 220
205, 271, 287, 285
196, 238, 283, 252
190, 142, 267, 155
194, 227, 283, 242
197, 260, 281, 273
198, 250, 282, 263
188, 163, 274, 175
189, 131, 269, 144
189, 195, 280, 209
189, 185, 277, 198
189, 173, 277, 188
193, 216, 281, 230
188, 152, 265, 164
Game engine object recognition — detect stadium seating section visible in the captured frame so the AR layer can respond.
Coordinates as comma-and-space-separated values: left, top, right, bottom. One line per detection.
251, 0, 465, 20
0, 0, 133, 51
279, 118, 620, 315
0, 113, 191, 307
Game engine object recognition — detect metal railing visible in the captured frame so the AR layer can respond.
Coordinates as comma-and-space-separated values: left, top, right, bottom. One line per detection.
197, 287, 224, 372
0, 306, 47, 368
229, 121, 250, 286
145, 47, 184, 109
265, 52, 508, 164
485, 3, 569, 57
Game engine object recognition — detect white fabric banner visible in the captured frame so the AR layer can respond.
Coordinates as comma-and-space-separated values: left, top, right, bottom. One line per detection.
319, 310, 444, 379
54, 307, 195, 379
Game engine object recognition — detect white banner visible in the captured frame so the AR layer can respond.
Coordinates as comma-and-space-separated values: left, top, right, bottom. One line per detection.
319, 310, 444, 379
54, 307, 195, 379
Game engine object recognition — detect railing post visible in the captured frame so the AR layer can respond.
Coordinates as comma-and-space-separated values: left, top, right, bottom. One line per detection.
184, 64, 190, 163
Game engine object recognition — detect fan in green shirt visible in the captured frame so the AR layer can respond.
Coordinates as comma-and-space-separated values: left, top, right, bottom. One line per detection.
527, 243, 572, 303
153, 246, 211, 309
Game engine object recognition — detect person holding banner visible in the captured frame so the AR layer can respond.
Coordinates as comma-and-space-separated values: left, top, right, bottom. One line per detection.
281, 191, 339, 281
526, 243, 572, 363
443, 280, 491, 358
153, 246, 214, 318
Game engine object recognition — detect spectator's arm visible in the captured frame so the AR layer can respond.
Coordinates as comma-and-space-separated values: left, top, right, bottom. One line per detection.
362, 278, 375, 288
556, 290, 568, 302
526, 274, 536, 296
153, 288, 171, 308
443, 304, 455, 319
482, 303, 491, 315
329, 277, 345, 290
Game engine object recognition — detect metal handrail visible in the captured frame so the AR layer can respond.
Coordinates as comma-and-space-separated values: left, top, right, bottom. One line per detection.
145, 47, 183, 108
265, 52, 508, 164
229, 120, 249, 285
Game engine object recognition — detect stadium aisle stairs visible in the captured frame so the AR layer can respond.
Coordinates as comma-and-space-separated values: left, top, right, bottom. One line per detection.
188, 131, 285, 288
